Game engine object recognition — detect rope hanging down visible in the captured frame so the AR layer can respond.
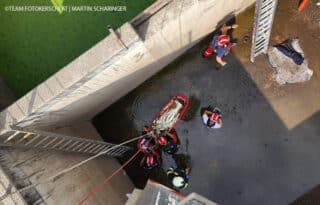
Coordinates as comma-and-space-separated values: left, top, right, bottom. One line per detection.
78, 150, 141, 205
1, 134, 147, 200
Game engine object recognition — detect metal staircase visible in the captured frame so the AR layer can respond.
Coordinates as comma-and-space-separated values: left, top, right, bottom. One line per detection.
0, 129, 131, 157
250, 0, 278, 62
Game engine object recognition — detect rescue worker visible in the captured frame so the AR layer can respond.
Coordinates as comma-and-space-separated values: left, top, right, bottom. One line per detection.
166, 166, 191, 189
140, 152, 161, 170
156, 129, 180, 155
137, 126, 158, 154
202, 107, 223, 129
211, 24, 238, 66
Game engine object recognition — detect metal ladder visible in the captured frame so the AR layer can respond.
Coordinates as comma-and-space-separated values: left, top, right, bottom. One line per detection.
250, 0, 278, 62
0, 129, 132, 157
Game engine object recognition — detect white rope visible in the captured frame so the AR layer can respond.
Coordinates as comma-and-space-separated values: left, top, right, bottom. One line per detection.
1, 133, 148, 200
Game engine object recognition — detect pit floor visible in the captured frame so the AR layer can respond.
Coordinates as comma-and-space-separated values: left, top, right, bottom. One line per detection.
93, 1, 320, 205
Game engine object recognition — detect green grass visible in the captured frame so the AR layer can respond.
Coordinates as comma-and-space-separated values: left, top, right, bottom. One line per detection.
0, 0, 154, 97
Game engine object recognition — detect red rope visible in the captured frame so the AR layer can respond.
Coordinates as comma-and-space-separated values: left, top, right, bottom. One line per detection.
77, 150, 140, 205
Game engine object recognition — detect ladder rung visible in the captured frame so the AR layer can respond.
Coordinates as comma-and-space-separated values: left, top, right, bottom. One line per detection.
0, 131, 15, 143
16, 133, 32, 144
83, 143, 97, 153
255, 38, 266, 47
254, 39, 268, 46
52, 139, 65, 149
258, 18, 271, 27
254, 38, 266, 47
261, 4, 274, 15
261, 0, 274, 8
4, 132, 20, 143
260, 13, 273, 21
100, 146, 112, 153
34, 136, 51, 147
90, 144, 104, 153
254, 41, 268, 50
261, 1, 274, 8
254, 48, 266, 56
254, 46, 266, 56
255, 35, 266, 43
261, 0, 273, 3
25, 134, 41, 146
108, 148, 120, 155
96, 144, 110, 153
257, 26, 271, 35
72, 141, 86, 152
87, 144, 100, 153
260, 2, 274, 12
107, 147, 118, 154
60, 139, 74, 149
259, 13, 272, 24
113, 149, 123, 156
99, 145, 111, 153
65, 141, 81, 151
256, 29, 270, 38
119, 147, 129, 153
259, 29, 271, 38
77, 143, 92, 152
261, 1, 272, 5
10, 133, 27, 144
93, 145, 106, 153
255, 43, 268, 52
43, 137, 59, 148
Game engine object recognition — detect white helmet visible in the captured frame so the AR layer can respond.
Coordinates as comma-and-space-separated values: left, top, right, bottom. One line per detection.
172, 176, 185, 188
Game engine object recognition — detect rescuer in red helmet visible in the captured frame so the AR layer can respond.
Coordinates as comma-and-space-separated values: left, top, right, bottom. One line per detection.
201, 107, 223, 129
210, 24, 238, 66
137, 126, 158, 154
156, 129, 180, 155
140, 152, 161, 170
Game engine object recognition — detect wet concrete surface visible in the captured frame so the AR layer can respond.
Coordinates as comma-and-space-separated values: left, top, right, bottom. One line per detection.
93, 37, 320, 205
93, 3, 320, 205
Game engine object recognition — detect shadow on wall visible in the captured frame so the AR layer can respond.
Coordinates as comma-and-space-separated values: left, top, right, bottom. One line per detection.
130, 12, 151, 41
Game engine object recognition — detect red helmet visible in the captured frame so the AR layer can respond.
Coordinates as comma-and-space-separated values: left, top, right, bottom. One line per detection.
210, 113, 219, 122
157, 136, 168, 145
217, 35, 230, 46
146, 155, 154, 166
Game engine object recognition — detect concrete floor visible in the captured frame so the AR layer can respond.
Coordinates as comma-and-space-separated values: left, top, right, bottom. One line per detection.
94, 2, 320, 205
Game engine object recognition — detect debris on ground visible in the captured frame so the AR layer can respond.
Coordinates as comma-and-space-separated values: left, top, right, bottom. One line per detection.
267, 38, 313, 84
